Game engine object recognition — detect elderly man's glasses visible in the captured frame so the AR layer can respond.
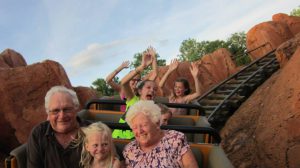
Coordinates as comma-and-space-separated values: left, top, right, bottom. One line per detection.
48, 107, 74, 115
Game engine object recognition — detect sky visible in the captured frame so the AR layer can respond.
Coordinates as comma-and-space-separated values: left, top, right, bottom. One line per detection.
0, 0, 298, 87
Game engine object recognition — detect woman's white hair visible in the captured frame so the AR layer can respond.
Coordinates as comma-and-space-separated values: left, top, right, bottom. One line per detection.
125, 100, 161, 127
44, 85, 80, 113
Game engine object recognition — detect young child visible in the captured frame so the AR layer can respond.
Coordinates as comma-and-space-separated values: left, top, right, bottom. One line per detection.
159, 59, 202, 115
105, 60, 141, 112
157, 103, 172, 125
80, 122, 121, 168
112, 47, 158, 139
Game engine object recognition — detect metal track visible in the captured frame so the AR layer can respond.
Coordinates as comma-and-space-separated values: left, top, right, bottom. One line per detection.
196, 46, 279, 130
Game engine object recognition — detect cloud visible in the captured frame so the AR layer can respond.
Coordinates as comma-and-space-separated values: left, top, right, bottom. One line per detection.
67, 37, 153, 70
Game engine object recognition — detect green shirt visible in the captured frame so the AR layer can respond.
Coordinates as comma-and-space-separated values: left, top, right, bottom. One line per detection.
112, 96, 139, 139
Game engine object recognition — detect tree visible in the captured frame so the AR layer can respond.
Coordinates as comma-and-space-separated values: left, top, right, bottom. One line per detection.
91, 78, 119, 96
290, 6, 300, 16
225, 32, 251, 65
131, 51, 166, 76
178, 38, 203, 61
178, 32, 251, 65
179, 38, 228, 61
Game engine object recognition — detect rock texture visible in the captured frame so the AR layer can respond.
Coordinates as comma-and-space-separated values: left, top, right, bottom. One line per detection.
246, 14, 300, 60
273, 13, 300, 36
152, 48, 238, 97
0, 49, 27, 68
73, 86, 98, 109
0, 50, 97, 153
276, 33, 300, 67
0, 59, 72, 152
221, 47, 300, 168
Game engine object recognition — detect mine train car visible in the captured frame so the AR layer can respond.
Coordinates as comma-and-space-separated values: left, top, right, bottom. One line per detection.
5, 98, 233, 168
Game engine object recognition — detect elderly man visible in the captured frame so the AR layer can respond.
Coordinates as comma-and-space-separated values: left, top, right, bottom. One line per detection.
27, 86, 90, 168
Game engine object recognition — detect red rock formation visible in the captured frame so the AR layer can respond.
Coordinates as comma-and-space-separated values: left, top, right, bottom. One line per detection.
0, 50, 97, 152
0, 60, 72, 152
273, 13, 300, 36
221, 48, 300, 168
73, 86, 97, 109
151, 48, 238, 97
276, 33, 300, 67
0, 49, 27, 68
246, 14, 300, 60
246, 21, 293, 60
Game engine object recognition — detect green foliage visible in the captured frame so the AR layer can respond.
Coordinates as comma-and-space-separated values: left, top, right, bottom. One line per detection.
131, 51, 166, 76
178, 32, 251, 66
178, 39, 203, 61
290, 6, 300, 16
91, 78, 119, 97
179, 39, 228, 62
225, 32, 250, 66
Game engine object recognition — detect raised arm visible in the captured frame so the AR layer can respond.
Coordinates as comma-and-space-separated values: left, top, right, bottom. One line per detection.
144, 46, 158, 81
183, 62, 202, 103
105, 61, 130, 92
158, 59, 179, 89
120, 51, 153, 100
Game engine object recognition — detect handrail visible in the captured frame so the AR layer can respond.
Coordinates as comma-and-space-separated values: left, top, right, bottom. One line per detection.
84, 99, 205, 115
104, 122, 221, 143
231, 42, 272, 59
247, 42, 272, 54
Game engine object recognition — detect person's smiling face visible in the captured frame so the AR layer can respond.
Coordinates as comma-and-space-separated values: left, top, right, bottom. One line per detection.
131, 113, 159, 148
174, 81, 185, 97
85, 132, 110, 161
48, 92, 78, 133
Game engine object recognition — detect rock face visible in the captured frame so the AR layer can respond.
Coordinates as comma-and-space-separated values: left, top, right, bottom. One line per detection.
273, 13, 300, 36
221, 48, 300, 168
0, 49, 97, 153
276, 33, 300, 67
152, 48, 238, 97
0, 59, 72, 152
0, 49, 27, 68
246, 14, 300, 60
73, 86, 98, 109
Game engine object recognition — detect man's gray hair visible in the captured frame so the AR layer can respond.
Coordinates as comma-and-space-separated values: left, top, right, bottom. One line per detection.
125, 100, 161, 127
45, 86, 80, 113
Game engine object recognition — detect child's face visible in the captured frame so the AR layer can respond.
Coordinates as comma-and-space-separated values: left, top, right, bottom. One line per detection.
174, 82, 185, 97
139, 81, 157, 100
85, 132, 110, 161
160, 112, 172, 125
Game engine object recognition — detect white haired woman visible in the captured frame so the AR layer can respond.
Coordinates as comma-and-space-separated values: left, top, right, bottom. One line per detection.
123, 100, 198, 168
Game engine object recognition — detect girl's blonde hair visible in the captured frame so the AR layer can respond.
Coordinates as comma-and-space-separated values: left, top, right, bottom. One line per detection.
79, 122, 117, 168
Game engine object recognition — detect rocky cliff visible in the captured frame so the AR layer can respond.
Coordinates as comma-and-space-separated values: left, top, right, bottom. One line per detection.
0, 49, 97, 153
246, 13, 300, 60
152, 48, 239, 97
222, 14, 300, 168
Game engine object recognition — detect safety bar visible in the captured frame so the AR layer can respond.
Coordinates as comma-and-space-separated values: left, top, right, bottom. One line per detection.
104, 122, 221, 143
84, 98, 205, 115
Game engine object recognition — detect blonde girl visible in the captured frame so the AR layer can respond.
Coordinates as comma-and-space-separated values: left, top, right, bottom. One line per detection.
80, 122, 121, 168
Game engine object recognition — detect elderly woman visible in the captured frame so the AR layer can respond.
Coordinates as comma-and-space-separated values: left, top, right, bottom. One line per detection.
123, 100, 198, 168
